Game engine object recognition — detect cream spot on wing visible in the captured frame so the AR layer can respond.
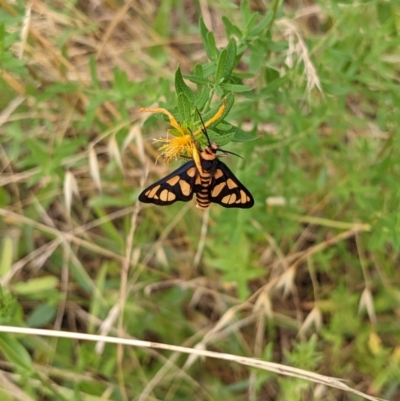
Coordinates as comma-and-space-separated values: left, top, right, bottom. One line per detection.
187, 167, 196, 177
227, 178, 237, 189
195, 176, 202, 185
241, 190, 247, 203
148, 185, 160, 198
167, 176, 180, 185
159, 190, 176, 201
211, 182, 226, 197
160, 189, 176, 202
246, 196, 251, 202
228, 193, 237, 204
159, 189, 170, 201
222, 195, 231, 204
179, 180, 192, 196
215, 169, 224, 179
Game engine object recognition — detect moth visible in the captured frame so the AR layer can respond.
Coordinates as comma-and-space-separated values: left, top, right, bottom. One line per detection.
138, 118, 254, 209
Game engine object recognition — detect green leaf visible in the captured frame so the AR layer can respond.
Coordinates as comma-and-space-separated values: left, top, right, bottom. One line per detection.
152, 0, 172, 36
214, 85, 224, 97
0, 23, 5, 54
377, 2, 392, 24
0, 288, 17, 325
194, 64, 203, 78
215, 49, 228, 84
222, 91, 235, 118
240, 1, 252, 26
206, 119, 256, 143
222, 16, 242, 38
193, 64, 205, 91
206, 32, 219, 60
89, 55, 100, 89
12, 276, 60, 295
265, 65, 280, 82
223, 38, 237, 81
248, 11, 274, 37
185, 74, 210, 86
244, 13, 260, 36
207, 128, 235, 146
175, 66, 196, 103
0, 236, 12, 278
202, 62, 216, 78
231, 125, 258, 142
219, 83, 253, 92
199, 18, 219, 61
0, 186, 10, 207
27, 303, 57, 327
37, 82, 79, 102
0, 333, 34, 374
195, 89, 210, 110
177, 93, 192, 123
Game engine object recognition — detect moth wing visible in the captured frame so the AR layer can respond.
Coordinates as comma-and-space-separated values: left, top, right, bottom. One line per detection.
138, 161, 198, 206
209, 160, 254, 208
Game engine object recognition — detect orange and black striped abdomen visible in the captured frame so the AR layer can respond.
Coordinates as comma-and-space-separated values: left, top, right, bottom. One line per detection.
192, 146, 216, 209
194, 169, 212, 210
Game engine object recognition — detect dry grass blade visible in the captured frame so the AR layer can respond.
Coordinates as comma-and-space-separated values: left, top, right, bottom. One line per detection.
0, 209, 125, 265
0, 239, 60, 286
88, 144, 102, 192
108, 135, 124, 174
298, 307, 323, 337
122, 122, 145, 166
0, 167, 40, 186
278, 18, 323, 96
275, 266, 296, 297
0, 326, 384, 401
253, 292, 273, 319
358, 287, 377, 325
96, 304, 120, 355
0, 370, 35, 401
0, 96, 25, 127
18, 3, 31, 59
63, 171, 79, 216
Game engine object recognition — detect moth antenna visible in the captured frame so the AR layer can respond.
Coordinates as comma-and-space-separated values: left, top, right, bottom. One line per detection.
194, 105, 212, 147
218, 148, 245, 160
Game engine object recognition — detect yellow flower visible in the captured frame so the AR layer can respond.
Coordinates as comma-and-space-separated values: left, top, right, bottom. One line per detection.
157, 134, 196, 164
139, 101, 226, 163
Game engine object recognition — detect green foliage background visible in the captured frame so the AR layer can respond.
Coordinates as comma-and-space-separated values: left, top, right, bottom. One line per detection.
0, 0, 399, 400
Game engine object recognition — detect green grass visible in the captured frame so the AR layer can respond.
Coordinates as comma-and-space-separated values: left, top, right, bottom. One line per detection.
0, 0, 400, 400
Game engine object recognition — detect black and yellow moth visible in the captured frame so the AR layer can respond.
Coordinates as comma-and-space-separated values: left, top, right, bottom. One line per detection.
138, 117, 254, 209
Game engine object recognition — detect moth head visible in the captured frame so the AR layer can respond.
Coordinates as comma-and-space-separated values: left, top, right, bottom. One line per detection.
211, 142, 219, 153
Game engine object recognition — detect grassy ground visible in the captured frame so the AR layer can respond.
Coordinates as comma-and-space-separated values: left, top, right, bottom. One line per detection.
0, 0, 399, 400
